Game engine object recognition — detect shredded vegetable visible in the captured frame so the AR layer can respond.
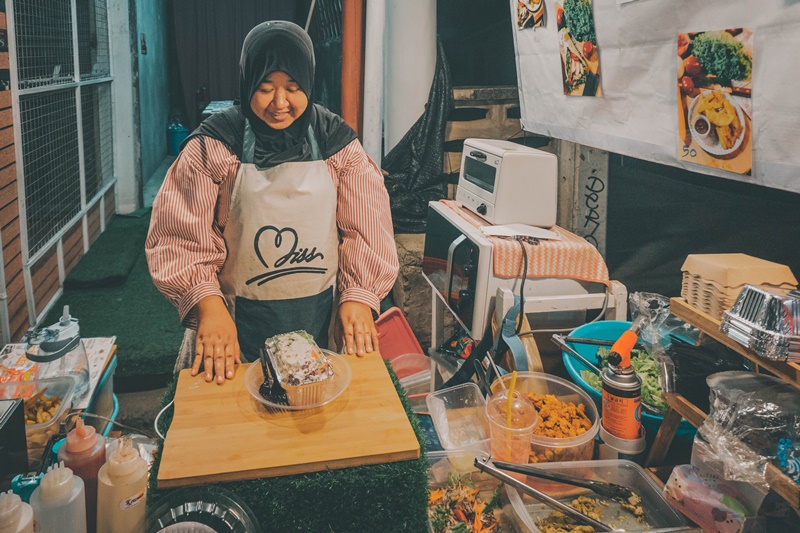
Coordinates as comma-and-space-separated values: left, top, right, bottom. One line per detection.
428, 474, 503, 533
579, 347, 668, 412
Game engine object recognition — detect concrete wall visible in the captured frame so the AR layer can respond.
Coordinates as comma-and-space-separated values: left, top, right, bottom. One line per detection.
136, 0, 169, 184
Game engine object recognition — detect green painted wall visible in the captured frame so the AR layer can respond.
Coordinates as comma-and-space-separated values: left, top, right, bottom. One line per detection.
136, 0, 170, 183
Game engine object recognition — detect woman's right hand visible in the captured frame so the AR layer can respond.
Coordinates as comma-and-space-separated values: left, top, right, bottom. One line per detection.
192, 296, 241, 384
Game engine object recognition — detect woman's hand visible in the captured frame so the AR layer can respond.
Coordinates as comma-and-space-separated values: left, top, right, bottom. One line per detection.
338, 301, 379, 357
192, 296, 241, 384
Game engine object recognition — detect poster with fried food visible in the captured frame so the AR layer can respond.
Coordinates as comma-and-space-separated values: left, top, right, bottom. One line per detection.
556, 0, 601, 97
517, 0, 546, 29
677, 29, 753, 174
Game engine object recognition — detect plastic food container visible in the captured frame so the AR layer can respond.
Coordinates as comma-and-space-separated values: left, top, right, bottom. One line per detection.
561, 320, 696, 438
390, 353, 430, 380
426, 450, 527, 532
426, 383, 490, 452
490, 373, 599, 464
0, 376, 76, 466
399, 369, 431, 412
266, 332, 334, 407
506, 460, 692, 533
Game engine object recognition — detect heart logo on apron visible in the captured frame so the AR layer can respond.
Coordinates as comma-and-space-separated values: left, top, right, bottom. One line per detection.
246, 225, 328, 286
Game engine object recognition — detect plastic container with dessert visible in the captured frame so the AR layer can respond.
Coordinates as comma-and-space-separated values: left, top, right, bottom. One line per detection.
490, 372, 599, 464
265, 331, 336, 407
426, 383, 490, 452
506, 459, 693, 532
426, 449, 528, 532
0, 376, 76, 466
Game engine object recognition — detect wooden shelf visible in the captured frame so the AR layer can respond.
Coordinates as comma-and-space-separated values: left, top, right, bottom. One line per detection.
651, 299, 800, 510
661, 392, 800, 510
670, 298, 800, 389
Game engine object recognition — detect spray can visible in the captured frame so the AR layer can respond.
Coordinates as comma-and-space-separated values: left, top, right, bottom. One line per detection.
601, 322, 643, 440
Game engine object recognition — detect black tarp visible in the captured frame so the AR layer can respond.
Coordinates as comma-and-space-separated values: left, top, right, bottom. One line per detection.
382, 40, 453, 234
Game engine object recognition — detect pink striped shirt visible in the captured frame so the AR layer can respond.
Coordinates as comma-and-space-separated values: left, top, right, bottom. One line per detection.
145, 136, 399, 329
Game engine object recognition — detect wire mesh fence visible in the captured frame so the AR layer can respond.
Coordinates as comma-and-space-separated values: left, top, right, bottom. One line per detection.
19, 90, 82, 255
13, 0, 75, 89
76, 0, 110, 80
81, 83, 114, 199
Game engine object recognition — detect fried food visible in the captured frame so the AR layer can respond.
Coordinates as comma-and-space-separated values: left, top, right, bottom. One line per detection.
695, 90, 743, 150
23, 389, 61, 425
526, 393, 592, 439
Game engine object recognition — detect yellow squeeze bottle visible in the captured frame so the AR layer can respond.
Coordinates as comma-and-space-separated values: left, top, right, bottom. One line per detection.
96, 438, 147, 533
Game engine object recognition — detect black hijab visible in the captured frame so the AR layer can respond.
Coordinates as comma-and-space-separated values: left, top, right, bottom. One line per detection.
183, 21, 357, 169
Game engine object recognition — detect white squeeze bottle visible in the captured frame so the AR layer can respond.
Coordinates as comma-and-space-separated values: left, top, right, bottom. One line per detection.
29, 462, 87, 533
96, 438, 147, 533
0, 491, 34, 533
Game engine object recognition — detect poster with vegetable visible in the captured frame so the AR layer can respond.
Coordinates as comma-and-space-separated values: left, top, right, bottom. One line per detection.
556, 0, 601, 97
677, 29, 753, 174
517, 0, 546, 30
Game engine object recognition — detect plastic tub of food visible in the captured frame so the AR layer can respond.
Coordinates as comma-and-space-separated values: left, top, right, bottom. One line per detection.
490, 373, 599, 463
561, 320, 696, 438
426, 383, 490, 452
0, 376, 76, 466
506, 459, 692, 533
427, 449, 527, 532
399, 369, 432, 412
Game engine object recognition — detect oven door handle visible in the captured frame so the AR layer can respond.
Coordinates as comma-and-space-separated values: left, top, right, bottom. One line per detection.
445, 235, 468, 310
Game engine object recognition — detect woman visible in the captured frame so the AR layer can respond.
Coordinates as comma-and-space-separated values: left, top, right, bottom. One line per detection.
146, 21, 398, 384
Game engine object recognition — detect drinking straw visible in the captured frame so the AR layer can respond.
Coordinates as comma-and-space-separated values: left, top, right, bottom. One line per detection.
506, 371, 518, 428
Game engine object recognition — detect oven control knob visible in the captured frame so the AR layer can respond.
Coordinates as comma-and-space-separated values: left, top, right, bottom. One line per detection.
477, 203, 487, 216
457, 290, 474, 311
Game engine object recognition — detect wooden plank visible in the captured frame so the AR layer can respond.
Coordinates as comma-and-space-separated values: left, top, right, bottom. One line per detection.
3, 235, 19, 269
0, 92, 10, 111
1, 217, 19, 251
157, 353, 421, 489
0, 163, 16, 187
0, 177, 17, 207
671, 298, 800, 388
104, 189, 115, 223
10, 313, 31, 343
34, 279, 59, 317
31, 246, 59, 310
87, 204, 101, 245
0, 110, 12, 132
0, 126, 14, 150
644, 406, 682, 467
0, 12, 6, 30
0, 53, 7, 70
0, 193, 17, 228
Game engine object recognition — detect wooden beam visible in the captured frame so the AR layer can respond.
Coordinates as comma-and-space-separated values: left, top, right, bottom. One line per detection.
341, 0, 364, 137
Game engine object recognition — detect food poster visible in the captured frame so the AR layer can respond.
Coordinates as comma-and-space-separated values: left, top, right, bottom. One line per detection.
556, 0, 601, 97
517, 0, 546, 29
677, 29, 753, 175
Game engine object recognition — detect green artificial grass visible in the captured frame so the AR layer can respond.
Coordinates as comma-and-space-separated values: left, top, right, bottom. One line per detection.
44, 214, 184, 389
148, 361, 429, 532
63, 215, 149, 289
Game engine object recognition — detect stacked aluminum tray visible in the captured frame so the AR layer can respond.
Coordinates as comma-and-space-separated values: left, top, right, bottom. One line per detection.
720, 285, 800, 362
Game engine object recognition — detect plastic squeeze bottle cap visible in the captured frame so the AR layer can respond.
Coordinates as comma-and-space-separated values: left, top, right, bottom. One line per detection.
39, 462, 75, 503
0, 491, 24, 530
108, 438, 144, 478
65, 418, 97, 453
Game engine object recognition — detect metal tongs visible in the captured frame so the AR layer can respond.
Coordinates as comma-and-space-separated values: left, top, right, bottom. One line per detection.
474, 457, 614, 532
492, 460, 635, 502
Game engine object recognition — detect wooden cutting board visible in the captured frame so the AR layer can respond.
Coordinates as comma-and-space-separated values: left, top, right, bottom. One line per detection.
157, 353, 420, 489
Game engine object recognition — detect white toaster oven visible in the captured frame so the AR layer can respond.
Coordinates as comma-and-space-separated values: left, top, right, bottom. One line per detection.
422, 202, 605, 339
456, 138, 557, 227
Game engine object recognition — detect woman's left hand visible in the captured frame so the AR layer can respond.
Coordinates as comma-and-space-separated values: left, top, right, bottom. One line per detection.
338, 301, 379, 357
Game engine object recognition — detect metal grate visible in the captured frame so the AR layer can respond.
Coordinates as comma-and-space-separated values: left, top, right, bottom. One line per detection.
76, 0, 110, 80
81, 83, 114, 199
19, 90, 82, 255
308, 0, 342, 44
13, 0, 75, 89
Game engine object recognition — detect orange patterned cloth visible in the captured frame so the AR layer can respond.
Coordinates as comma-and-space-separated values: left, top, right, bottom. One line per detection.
441, 200, 610, 286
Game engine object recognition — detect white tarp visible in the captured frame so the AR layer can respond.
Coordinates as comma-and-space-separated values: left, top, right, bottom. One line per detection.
509, 0, 800, 193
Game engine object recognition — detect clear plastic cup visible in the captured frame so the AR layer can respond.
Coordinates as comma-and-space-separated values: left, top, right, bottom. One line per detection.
486, 390, 538, 464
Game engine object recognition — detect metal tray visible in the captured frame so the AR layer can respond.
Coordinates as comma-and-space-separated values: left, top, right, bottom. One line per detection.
720, 285, 800, 362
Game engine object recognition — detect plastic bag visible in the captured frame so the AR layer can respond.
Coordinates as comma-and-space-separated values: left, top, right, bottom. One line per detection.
692, 371, 800, 486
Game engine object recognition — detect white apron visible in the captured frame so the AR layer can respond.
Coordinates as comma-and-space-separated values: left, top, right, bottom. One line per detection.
175, 120, 338, 369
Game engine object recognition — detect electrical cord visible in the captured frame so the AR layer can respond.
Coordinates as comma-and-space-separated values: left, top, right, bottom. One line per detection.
154, 399, 175, 440
64, 411, 157, 439
515, 236, 528, 335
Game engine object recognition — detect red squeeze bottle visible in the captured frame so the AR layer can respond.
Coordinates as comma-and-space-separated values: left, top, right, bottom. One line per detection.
58, 419, 106, 533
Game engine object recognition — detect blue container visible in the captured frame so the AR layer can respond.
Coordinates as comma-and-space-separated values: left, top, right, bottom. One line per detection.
561, 320, 696, 439
168, 122, 188, 156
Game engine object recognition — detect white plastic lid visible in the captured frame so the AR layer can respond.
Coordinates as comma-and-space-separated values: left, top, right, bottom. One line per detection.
108, 437, 145, 478
39, 462, 75, 502
0, 491, 23, 529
